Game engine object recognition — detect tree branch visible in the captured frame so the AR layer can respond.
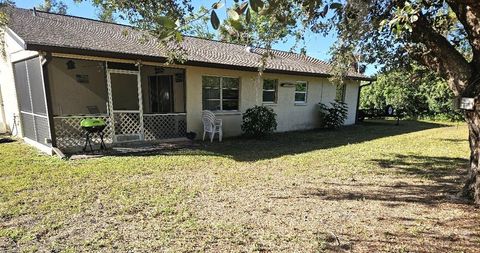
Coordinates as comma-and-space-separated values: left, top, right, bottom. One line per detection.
446, 0, 480, 69
410, 14, 472, 96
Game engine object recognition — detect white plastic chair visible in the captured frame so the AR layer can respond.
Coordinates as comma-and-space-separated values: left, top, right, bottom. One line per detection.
202, 110, 223, 142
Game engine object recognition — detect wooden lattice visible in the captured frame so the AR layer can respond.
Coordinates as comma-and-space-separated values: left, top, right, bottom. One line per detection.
54, 113, 186, 150
113, 112, 141, 135
53, 116, 113, 150
144, 114, 187, 140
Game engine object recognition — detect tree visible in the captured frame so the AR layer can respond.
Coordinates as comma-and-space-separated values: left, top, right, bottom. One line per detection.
183, 6, 216, 40
183, 3, 295, 54
36, 0, 68, 14
97, 4, 115, 22
361, 65, 463, 121
319, 0, 480, 203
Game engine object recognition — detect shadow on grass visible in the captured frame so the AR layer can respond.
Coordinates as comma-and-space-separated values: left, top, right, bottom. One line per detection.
94, 120, 448, 162
194, 120, 447, 162
301, 154, 469, 206
0, 138, 15, 144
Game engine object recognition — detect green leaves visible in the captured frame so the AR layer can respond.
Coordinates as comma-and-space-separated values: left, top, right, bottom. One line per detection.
410, 15, 418, 23
228, 9, 240, 20
236, 2, 249, 15
211, 10, 220, 30
320, 5, 329, 18
249, 0, 264, 12
378, 2, 420, 36
211, 1, 251, 29
330, 2, 342, 11
156, 16, 176, 29
212, 1, 224, 10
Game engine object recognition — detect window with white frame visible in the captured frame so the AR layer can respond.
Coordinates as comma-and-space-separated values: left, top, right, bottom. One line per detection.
263, 79, 278, 103
294, 81, 308, 103
202, 76, 239, 111
335, 84, 346, 102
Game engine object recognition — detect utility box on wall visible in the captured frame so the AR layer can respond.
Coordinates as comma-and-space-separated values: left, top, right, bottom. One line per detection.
455, 97, 476, 111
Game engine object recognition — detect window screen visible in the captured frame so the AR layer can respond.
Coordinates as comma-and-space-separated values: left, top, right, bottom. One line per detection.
263, 79, 278, 103
202, 76, 239, 111
295, 81, 308, 103
12, 57, 51, 147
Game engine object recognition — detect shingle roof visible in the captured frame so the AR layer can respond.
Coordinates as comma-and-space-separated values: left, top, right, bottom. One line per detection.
7, 7, 372, 80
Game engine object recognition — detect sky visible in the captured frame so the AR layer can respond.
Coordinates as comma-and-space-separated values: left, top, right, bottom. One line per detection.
15, 0, 377, 76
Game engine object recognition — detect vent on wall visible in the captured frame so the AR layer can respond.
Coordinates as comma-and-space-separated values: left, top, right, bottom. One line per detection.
280, 82, 295, 87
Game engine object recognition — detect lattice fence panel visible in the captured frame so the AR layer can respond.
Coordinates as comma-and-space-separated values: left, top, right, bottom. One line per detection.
54, 116, 113, 150
113, 112, 141, 135
144, 114, 187, 140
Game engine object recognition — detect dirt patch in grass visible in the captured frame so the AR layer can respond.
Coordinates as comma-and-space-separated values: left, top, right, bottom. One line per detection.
191, 177, 479, 252
1, 120, 479, 252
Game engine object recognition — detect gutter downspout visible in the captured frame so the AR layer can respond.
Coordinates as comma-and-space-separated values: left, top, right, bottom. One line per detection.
355, 80, 373, 124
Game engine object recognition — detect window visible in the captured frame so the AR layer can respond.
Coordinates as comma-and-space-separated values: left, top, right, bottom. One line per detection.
295, 81, 308, 103
263, 79, 278, 103
336, 84, 346, 102
202, 76, 239, 111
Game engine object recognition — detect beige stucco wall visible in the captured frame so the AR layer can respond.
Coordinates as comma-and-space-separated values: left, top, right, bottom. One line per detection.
48, 58, 108, 116
0, 30, 31, 135
185, 65, 360, 137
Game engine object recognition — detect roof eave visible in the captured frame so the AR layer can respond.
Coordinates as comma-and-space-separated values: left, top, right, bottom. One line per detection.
26, 43, 374, 81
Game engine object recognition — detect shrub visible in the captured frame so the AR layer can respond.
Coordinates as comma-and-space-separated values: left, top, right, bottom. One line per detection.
318, 100, 348, 129
242, 106, 277, 137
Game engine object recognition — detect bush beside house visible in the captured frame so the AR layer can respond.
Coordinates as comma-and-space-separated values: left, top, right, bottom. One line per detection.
241, 106, 277, 138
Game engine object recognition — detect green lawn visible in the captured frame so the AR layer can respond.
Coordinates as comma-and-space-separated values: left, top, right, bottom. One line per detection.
1, 120, 479, 252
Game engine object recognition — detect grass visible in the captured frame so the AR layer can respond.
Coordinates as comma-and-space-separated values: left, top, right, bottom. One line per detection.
1, 120, 479, 252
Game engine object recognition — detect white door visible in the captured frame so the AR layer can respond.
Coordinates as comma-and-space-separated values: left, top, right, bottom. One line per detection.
107, 69, 144, 142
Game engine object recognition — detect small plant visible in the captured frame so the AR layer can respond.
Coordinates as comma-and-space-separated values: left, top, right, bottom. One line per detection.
318, 100, 348, 129
241, 106, 277, 137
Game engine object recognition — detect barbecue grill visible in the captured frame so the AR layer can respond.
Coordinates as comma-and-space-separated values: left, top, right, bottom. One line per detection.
80, 118, 107, 151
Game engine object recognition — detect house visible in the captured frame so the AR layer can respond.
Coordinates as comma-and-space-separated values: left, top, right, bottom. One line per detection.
0, 8, 372, 154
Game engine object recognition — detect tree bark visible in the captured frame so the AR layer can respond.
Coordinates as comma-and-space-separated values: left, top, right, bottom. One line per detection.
408, 11, 480, 203
463, 109, 480, 204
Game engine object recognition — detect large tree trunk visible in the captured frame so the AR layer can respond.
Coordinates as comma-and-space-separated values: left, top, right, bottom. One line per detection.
463, 109, 480, 204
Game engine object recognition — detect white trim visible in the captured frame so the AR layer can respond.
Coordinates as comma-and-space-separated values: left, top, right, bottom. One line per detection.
112, 110, 140, 113
37, 56, 53, 141
10, 51, 39, 63
108, 69, 139, 75
144, 113, 187, 116
24, 137, 53, 155
107, 65, 144, 142
6, 27, 26, 49
137, 65, 144, 140
294, 81, 308, 104
106, 62, 115, 135
54, 114, 109, 119
20, 111, 48, 118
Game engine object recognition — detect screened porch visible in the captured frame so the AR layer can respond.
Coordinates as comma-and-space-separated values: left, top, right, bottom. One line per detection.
48, 57, 187, 151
